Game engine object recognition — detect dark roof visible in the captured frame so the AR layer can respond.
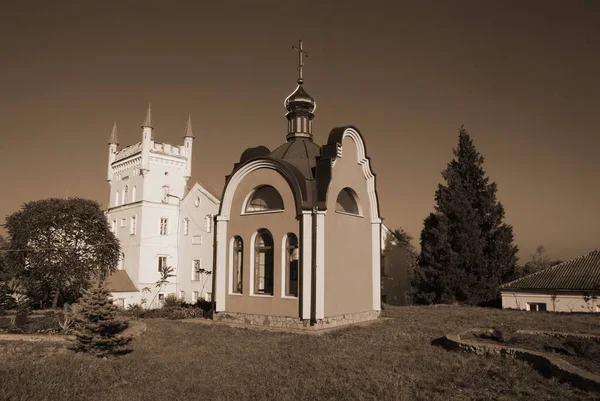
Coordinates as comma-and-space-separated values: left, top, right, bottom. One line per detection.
269, 139, 321, 179
501, 250, 600, 292
106, 270, 139, 293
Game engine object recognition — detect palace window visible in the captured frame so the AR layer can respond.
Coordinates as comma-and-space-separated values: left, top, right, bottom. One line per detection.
115, 191, 119, 206
183, 218, 189, 235
192, 235, 202, 245
335, 187, 361, 215
120, 218, 126, 228
158, 256, 168, 272
111, 220, 116, 233
254, 229, 274, 295
179, 291, 185, 300
131, 186, 137, 202
232, 236, 243, 293
130, 215, 137, 235
244, 185, 284, 213
160, 218, 168, 235
123, 185, 129, 204
284, 234, 299, 297
193, 259, 202, 281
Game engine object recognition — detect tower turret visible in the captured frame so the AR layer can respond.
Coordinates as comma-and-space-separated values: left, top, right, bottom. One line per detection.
284, 40, 316, 141
183, 114, 194, 181
107, 121, 118, 181
140, 103, 153, 176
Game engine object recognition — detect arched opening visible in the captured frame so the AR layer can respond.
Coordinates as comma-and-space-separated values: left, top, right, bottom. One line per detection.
115, 191, 120, 206
254, 229, 274, 295
284, 233, 299, 297
131, 186, 137, 202
244, 185, 284, 213
335, 187, 361, 215
123, 185, 129, 204
232, 236, 243, 294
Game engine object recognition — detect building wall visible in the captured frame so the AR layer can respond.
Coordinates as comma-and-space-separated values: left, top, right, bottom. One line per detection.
178, 184, 220, 303
324, 135, 374, 317
224, 168, 300, 318
501, 291, 600, 313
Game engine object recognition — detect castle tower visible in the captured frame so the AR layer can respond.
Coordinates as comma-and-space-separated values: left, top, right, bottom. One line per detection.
183, 114, 194, 183
107, 121, 118, 181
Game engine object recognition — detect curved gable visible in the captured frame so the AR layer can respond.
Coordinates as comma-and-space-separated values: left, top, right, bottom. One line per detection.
218, 158, 308, 220
320, 126, 381, 223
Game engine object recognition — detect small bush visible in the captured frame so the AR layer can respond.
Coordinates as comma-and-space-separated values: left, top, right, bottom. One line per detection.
491, 324, 517, 343
163, 294, 183, 309
564, 337, 597, 356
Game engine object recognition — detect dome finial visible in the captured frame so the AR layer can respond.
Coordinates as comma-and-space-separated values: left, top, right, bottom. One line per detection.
292, 39, 308, 85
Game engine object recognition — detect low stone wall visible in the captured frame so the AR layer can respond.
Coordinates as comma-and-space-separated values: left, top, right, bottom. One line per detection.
213, 310, 380, 331
0, 320, 147, 343
441, 328, 600, 392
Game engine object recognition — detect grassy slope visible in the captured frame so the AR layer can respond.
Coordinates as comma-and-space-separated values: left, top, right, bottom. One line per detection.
2, 305, 600, 401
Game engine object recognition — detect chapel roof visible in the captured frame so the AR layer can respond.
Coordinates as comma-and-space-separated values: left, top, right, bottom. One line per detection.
500, 250, 600, 292
269, 138, 321, 179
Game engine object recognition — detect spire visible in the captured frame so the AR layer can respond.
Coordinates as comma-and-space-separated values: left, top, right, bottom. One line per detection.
108, 121, 119, 145
285, 40, 316, 141
142, 103, 152, 128
184, 114, 194, 138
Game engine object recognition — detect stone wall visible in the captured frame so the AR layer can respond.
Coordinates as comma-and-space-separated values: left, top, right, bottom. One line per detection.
213, 310, 380, 331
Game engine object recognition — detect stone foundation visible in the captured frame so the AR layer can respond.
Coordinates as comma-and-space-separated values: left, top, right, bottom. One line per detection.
213, 310, 380, 331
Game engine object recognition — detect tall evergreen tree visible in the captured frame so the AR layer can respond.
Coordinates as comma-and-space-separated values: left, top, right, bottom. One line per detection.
413, 126, 518, 305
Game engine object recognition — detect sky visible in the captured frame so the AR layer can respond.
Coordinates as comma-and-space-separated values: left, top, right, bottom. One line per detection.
0, 0, 598, 262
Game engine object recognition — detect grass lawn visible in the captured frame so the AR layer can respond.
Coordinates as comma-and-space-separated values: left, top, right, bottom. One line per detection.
2, 305, 600, 401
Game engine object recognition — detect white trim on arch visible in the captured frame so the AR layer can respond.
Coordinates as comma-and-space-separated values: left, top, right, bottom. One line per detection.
329, 127, 381, 224
219, 160, 299, 221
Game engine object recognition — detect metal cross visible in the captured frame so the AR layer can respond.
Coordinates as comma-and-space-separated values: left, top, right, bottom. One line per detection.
292, 40, 308, 85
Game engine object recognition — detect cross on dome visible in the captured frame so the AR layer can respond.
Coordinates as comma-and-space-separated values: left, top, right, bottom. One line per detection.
292, 40, 308, 85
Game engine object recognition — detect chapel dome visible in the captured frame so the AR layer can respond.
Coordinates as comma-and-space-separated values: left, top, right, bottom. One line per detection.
284, 85, 316, 113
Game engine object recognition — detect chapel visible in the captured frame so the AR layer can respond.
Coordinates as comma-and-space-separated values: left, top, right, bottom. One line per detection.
213, 41, 383, 329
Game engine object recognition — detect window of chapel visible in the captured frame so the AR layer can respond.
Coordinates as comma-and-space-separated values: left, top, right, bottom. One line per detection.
285, 234, 299, 297
244, 186, 284, 213
253, 230, 274, 295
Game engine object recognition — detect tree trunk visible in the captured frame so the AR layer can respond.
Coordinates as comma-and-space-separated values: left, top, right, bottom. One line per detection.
52, 289, 60, 309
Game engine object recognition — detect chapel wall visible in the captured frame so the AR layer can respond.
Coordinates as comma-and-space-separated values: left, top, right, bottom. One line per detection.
224, 168, 301, 318
324, 135, 374, 317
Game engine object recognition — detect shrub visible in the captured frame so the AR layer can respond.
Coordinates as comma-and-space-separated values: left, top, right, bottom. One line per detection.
491, 324, 517, 343
564, 337, 597, 356
72, 284, 132, 357
163, 294, 183, 309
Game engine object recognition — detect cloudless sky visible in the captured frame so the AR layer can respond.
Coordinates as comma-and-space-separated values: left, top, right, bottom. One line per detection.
0, 0, 598, 262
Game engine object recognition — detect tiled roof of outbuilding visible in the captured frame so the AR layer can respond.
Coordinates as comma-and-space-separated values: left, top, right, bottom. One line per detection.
106, 270, 139, 293
500, 250, 600, 291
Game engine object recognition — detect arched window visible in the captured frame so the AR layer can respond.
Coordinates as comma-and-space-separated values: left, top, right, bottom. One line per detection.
254, 229, 274, 295
118, 252, 125, 270
335, 187, 361, 215
123, 185, 129, 204
232, 236, 243, 294
115, 191, 120, 206
245, 185, 284, 213
284, 234, 299, 297
132, 186, 137, 202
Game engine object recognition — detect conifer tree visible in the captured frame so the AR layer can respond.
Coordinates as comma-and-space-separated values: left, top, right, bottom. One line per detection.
413, 126, 518, 305
72, 282, 131, 357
